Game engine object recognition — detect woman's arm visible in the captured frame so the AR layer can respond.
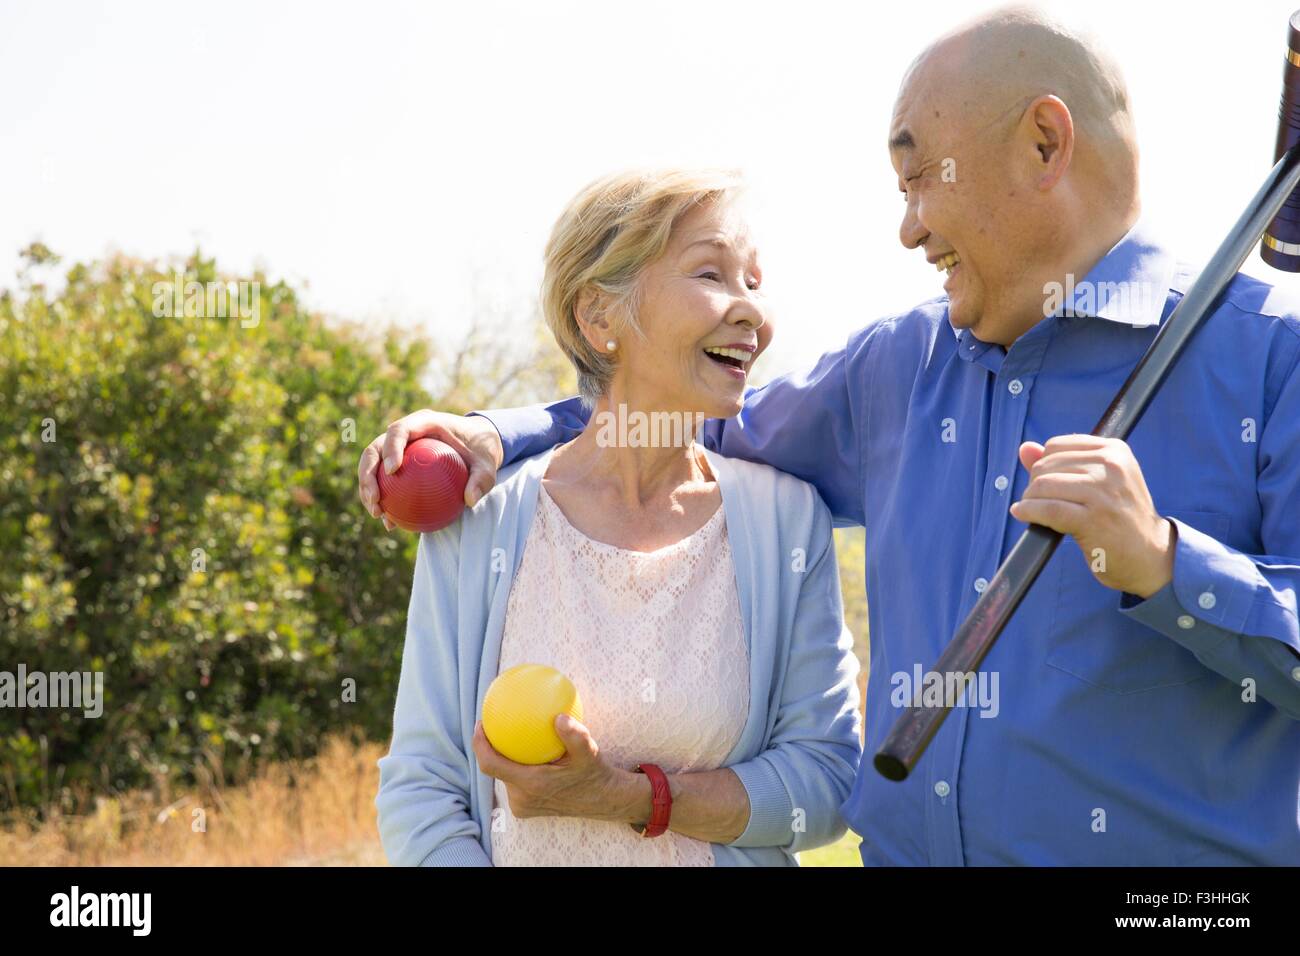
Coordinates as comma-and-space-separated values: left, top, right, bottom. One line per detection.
376, 526, 493, 866
717, 497, 863, 852
612, 765, 752, 844
472, 718, 753, 843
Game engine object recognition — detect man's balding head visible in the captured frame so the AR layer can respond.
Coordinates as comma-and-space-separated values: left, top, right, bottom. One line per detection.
890, 5, 1141, 345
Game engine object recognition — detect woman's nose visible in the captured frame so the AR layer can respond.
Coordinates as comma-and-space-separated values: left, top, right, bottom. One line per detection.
728, 292, 765, 329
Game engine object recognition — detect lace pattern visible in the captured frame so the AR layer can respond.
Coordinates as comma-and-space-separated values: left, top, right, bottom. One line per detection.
488, 484, 750, 866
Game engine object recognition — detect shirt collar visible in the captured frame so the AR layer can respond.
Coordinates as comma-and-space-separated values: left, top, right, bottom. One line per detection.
952, 216, 1177, 362
1047, 215, 1176, 328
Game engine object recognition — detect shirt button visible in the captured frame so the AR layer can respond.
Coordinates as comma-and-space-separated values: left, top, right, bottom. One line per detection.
934, 781, 950, 798
1198, 591, 1216, 610
974, 577, 989, 593
1291, 666, 1300, 682
994, 475, 1009, 491
1177, 615, 1195, 629
1008, 379, 1024, 396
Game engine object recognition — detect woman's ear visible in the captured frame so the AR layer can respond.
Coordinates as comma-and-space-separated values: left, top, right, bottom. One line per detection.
574, 286, 615, 353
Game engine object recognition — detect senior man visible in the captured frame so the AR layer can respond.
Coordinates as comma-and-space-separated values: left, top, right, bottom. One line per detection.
360, 6, 1300, 865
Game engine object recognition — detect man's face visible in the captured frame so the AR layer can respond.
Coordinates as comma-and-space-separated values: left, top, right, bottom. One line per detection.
889, 62, 1040, 340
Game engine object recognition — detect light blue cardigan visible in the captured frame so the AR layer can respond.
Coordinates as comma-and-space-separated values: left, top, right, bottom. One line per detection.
375, 445, 862, 866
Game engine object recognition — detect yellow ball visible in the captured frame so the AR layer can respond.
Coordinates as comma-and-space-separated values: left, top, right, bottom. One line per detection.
482, 663, 583, 765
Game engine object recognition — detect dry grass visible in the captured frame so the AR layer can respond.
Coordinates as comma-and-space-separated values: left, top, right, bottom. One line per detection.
0, 734, 389, 866
1, 693, 871, 867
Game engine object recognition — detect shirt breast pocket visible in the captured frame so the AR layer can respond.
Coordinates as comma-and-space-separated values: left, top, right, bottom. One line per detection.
1043, 509, 1229, 695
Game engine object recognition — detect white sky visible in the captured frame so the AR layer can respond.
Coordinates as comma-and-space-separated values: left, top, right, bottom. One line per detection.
5, 0, 1300, 378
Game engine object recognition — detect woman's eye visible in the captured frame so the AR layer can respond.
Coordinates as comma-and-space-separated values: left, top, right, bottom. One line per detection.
697, 271, 721, 282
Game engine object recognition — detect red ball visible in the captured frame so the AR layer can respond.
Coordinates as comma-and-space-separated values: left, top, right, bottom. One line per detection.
376, 437, 469, 533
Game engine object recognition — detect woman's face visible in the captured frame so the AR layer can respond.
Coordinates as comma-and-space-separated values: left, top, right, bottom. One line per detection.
608, 199, 772, 419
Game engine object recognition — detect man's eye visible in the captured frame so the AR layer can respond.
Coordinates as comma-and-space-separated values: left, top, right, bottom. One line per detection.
697, 271, 721, 282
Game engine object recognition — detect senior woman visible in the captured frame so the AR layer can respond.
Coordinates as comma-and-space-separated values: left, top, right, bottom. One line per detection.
367, 168, 861, 866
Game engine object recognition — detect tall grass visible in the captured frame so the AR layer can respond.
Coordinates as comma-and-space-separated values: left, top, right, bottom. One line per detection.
0, 733, 384, 866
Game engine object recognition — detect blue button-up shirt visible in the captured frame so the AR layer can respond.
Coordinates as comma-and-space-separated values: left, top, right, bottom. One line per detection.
479, 219, 1300, 865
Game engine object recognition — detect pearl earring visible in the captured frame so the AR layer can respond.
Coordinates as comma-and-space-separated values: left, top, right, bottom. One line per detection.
606, 339, 617, 352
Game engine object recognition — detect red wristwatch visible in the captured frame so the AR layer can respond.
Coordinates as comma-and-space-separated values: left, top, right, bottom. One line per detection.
631, 763, 671, 838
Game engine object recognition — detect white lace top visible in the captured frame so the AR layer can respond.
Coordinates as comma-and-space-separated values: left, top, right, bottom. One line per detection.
489, 482, 750, 866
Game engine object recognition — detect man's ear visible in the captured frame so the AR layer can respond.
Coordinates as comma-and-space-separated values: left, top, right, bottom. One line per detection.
574, 286, 615, 352
1021, 94, 1074, 190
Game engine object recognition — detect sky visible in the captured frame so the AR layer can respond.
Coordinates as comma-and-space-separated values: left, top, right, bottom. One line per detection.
5, 0, 1300, 379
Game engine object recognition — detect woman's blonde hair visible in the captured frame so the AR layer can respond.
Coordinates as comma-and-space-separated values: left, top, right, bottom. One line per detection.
541, 167, 744, 400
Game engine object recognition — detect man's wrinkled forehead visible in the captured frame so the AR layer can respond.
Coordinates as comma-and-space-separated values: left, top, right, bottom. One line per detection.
890, 49, 972, 162
890, 54, 940, 155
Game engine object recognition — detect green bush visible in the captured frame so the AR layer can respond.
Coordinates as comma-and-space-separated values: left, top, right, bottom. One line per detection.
0, 246, 570, 816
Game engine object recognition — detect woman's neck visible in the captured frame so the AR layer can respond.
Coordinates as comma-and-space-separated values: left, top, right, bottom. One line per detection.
548, 392, 713, 509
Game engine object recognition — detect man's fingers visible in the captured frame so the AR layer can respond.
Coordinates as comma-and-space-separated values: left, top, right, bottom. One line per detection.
1020, 471, 1101, 506
1018, 440, 1046, 472
428, 425, 472, 462
357, 440, 384, 516
465, 466, 496, 508
1026, 456, 1110, 485
381, 423, 411, 476
1041, 433, 1111, 454
1009, 496, 1089, 534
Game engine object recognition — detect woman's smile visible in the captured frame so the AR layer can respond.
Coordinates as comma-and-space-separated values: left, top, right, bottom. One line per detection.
702, 343, 755, 380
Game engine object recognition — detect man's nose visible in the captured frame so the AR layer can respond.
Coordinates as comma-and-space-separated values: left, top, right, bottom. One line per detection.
900, 198, 928, 251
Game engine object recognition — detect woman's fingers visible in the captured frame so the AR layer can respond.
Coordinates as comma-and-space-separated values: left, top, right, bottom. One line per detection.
472, 720, 514, 780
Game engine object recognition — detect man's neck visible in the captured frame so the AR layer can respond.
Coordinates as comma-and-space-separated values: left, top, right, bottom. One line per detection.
982, 208, 1140, 348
